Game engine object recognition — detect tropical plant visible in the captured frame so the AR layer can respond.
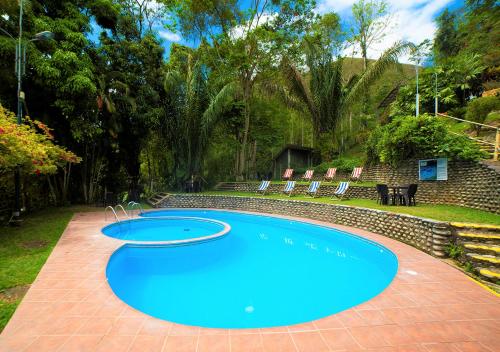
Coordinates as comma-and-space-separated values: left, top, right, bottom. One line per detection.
448, 53, 485, 101
366, 114, 486, 165
161, 57, 236, 186
281, 40, 413, 145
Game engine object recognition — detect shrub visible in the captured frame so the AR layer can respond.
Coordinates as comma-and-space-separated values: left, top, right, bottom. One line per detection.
465, 96, 500, 134
445, 242, 463, 259
366, 114, 486, 166
0, 104, 80, 175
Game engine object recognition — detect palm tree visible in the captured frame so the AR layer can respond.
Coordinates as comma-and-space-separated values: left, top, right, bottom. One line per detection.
281, 40, 414, 145
163, 58, 236, 186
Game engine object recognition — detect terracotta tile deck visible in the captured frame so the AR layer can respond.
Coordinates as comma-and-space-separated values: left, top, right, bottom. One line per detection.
0, 210, 499, 352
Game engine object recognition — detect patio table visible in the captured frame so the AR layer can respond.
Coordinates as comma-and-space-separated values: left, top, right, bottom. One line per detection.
388, 185, 409, 205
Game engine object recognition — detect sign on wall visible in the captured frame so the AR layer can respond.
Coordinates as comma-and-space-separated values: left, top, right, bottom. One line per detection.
418, 158, 448, 181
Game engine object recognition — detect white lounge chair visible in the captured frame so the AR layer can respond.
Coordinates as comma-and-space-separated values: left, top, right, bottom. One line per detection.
256, 180, 270, 195
283, 181, 296, 197
306, 181, 321, 198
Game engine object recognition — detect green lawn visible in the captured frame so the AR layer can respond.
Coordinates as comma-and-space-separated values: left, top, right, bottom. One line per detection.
0, 203, 150, 332
202, 191, 500, 225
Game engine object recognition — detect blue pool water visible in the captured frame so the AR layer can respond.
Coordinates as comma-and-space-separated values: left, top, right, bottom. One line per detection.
102, 217, 227, 242
106, 210, 398, 328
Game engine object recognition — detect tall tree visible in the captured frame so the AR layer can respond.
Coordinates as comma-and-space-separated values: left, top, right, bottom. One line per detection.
0, 0, 118, 206
349, 0, 392, 116
433, 9, 460, 64
350, 0, 391, 72
166, 0, 315, 180
161, 52, 236, 185
281, 41, 412, 148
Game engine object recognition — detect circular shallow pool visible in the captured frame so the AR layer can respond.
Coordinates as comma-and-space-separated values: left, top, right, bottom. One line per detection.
106, 209, 398, 328
101, 216, 230, 244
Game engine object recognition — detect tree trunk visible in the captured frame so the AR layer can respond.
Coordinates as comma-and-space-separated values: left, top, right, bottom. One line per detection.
361, 44, 369, 115
236, 82, 252, 181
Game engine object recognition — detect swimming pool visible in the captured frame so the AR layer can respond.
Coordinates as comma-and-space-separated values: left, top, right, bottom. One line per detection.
102, 217, 230, 244
106, 209, 398, 328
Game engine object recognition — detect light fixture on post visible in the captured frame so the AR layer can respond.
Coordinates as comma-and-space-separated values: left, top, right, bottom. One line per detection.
1, 1, 54, 223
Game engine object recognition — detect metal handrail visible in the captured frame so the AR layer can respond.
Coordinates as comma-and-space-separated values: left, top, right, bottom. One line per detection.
126, 201, 144, 217
439, 113, 500, 160
115, 204, 129, 219
104, 206, 120, 222
449, 131, 496, 146
437, 113, 499, 130
132, 202, 144, 215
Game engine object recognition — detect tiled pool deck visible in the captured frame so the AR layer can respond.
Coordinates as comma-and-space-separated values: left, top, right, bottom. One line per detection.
0, 210, 499, 352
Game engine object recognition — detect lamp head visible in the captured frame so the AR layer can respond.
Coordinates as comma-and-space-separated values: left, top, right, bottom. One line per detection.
34, 31, 54, 41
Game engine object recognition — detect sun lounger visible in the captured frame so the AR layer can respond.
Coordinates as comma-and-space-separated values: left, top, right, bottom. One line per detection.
302, 169, 314, 181
305, 181, 321, 198
256, 180, 270, 195
350, 167, 363, 181
283, 181, 296, 197
324, 168, 337, 181
282, 168, 293, 181
332, 181, 349, 200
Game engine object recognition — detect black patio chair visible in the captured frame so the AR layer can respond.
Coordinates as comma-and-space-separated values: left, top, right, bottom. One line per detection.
400, 184, 418, 206
376, 184, 390, 205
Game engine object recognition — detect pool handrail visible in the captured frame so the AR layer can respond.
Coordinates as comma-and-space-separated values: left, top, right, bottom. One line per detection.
115, 204, 129, 219
105, 206, 120, 222
127, 201, 144, 217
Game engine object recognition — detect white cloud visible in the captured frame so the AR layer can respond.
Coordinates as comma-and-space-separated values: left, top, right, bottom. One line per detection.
230, 13, 277, 40
317, 0, 454, 63
159, 30, 181, 42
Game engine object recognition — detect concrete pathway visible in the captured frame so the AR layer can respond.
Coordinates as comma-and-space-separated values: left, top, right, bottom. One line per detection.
0, 210, 498, 352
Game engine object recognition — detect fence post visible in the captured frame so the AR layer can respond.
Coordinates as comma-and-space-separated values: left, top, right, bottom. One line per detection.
495, 129, 500, 162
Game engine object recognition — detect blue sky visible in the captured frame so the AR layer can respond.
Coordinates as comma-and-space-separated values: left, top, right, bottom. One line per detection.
91, 0, 464, 63
315, 0, 465, 62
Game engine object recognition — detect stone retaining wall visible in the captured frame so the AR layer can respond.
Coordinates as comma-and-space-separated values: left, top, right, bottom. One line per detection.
159, 194, 453, 258
362, 160, 500, 214
221, 160, 500, 214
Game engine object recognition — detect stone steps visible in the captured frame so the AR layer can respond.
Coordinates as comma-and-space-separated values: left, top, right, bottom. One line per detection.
214, 182, 239, 191
450, 222, 500, 232
466, 253, 500, 267
478, 267, 500, 280
451, 222, 500, 284
463, 243, 500, 255
147, 192, 170, 207
457, 232, 500, 244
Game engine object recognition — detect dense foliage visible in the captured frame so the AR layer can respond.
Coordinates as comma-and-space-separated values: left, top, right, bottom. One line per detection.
0, 0, 497, 211
0, 105, 80, 175
465, 96, 500, 134
366, 114, 486, 165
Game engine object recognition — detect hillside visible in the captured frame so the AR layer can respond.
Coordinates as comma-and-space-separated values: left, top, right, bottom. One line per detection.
342, 57, 416, 112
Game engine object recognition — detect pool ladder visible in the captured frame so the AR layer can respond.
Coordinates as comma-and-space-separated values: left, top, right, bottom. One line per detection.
104, 204, 129, 222
127, 201, 144, 217
104, 202, 144, 222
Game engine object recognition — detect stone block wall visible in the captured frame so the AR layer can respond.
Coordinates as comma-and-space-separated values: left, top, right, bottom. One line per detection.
159, 194, 453, 258
363, 160, 500, 214
221, 160, 500, 214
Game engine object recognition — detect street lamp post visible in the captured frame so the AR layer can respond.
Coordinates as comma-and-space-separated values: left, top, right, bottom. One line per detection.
1, 1, 54, 220
434, 70, 438, 116
415, 63, 419, 117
